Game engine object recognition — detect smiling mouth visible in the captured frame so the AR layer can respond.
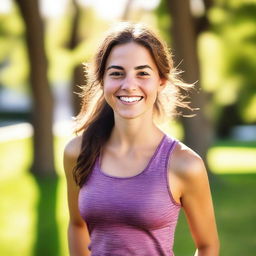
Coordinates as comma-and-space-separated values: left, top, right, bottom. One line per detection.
117, 96, 143, 103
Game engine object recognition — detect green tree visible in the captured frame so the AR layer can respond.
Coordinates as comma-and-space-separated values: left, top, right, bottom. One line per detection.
15, 0, 56, 177
212, 2, 256, 135
157, 0, 215, 161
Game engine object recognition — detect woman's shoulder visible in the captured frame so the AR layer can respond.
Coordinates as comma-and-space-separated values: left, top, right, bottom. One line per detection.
170, 140, 207, 181
64, 135, 83, 161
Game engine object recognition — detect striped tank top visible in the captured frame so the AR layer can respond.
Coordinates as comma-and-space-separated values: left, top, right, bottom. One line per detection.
79, 134, 181, 256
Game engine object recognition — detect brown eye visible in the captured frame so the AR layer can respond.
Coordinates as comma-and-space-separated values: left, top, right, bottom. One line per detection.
110, 72, 123, 77
138, 71, 149, 76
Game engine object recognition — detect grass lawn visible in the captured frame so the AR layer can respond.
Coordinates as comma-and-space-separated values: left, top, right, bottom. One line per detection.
0, 137, 256, 256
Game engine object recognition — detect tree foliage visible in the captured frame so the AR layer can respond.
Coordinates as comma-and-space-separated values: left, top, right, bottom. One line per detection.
156, 0, 256, 138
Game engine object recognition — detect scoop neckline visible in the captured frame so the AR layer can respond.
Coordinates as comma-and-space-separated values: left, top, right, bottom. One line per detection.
96, 134, 167, 179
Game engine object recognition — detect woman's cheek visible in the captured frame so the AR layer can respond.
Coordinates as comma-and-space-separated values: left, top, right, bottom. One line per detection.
103, 81, 120, 103
104, 79, 121, 91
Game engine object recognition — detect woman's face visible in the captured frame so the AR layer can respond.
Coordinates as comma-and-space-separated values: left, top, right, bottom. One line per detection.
103, 42, 165, 120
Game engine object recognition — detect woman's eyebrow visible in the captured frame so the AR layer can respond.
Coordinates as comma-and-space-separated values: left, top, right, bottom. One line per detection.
106, 65, 153, 71
134, 65, 152, 70
106, 65, 124, 71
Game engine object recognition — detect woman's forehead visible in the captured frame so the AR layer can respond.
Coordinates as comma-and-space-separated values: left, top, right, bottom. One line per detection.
106, 42, 157, 69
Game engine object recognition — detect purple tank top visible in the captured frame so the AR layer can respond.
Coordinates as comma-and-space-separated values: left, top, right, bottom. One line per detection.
79, 134, 181, 256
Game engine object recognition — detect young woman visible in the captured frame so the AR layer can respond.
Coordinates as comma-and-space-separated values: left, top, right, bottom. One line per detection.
64, 22, 219, 256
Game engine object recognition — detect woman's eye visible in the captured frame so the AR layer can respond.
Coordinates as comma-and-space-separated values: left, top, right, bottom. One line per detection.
138, 71, 149, 76
110, 72, 123, 77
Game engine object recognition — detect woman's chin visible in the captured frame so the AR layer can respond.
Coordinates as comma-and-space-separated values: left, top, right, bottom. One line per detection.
114, 109, 153, 121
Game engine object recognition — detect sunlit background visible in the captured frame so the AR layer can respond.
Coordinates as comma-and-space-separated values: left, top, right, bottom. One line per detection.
0, 0, 256, 255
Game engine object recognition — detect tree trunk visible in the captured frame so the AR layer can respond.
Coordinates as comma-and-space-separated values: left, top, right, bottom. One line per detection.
167, 0, 214, 160
68, 0, 84, 116
122, 0, 135, 20
16, 0, 56, 177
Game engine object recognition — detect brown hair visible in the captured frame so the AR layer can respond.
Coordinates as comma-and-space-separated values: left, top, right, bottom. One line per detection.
73, 22, 193, 187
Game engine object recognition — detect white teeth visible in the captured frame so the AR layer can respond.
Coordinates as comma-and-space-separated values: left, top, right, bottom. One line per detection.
119, 96, 142, 103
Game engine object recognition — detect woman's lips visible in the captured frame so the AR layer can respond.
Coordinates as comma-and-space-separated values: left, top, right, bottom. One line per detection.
117, 96, 144, 104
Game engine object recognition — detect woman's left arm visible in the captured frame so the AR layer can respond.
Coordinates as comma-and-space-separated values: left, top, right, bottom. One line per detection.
179, 153, 220, 256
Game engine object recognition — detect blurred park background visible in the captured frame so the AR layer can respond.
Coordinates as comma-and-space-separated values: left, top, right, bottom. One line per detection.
0, 0, 256, 255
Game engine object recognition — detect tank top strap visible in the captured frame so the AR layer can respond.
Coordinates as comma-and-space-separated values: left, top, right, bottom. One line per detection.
164, 135, 178, 159
147, 134, 177, 173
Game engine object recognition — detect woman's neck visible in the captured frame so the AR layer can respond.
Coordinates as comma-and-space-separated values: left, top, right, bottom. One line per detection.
109, 115, 164, 150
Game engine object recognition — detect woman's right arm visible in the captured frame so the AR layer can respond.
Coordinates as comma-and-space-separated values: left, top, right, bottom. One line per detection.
63, 136, 91, 256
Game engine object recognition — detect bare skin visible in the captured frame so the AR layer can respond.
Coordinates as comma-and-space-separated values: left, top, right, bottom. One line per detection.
63, 42, 219, 255
169, 142, 220, 255
64, 137, 91, 256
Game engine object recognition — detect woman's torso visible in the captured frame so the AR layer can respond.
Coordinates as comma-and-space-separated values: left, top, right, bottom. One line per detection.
79, 134, 181, 256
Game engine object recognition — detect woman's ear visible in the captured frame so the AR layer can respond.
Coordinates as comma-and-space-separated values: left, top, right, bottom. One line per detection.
158, 78, 167, 92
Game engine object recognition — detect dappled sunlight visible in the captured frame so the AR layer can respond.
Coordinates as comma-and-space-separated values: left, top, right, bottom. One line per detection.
244, 95, 256, 123
158, 120, 184, 141
208, 145, 256, 173
199, 32, 224, 92
0, 173, 38, 256
0, 138, 32, 180
215, 77, 241, 106
0, 137, 69, 256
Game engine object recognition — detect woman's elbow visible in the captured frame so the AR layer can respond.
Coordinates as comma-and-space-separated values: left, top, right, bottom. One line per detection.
197, 239, 220, 256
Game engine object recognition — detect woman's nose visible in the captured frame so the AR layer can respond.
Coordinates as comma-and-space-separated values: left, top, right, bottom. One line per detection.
121, 75, 138, 91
